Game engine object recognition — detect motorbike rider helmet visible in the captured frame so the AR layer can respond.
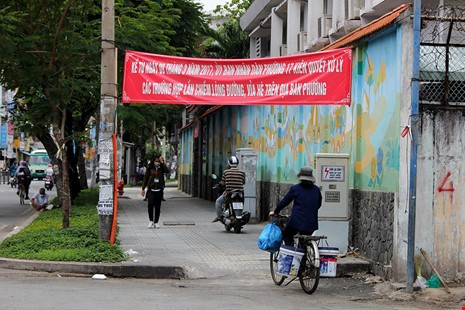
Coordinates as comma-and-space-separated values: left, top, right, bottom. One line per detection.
228, 155, 239, 167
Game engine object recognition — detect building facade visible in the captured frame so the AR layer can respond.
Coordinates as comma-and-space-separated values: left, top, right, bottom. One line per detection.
179, 0, 465, 282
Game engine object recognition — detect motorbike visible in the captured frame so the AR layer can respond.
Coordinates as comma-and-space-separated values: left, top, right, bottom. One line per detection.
212, 174, 250, 233
44, 175, 54, 191
10, 175, 17, 188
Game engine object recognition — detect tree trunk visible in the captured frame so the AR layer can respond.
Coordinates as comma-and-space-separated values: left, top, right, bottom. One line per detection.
78, 147, 88, 190
60, 149, 71, 228
49, 100, 72, 229
66, 139, 81, 202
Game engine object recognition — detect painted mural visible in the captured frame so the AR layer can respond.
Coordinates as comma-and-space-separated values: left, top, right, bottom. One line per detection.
180, 30, 401, 192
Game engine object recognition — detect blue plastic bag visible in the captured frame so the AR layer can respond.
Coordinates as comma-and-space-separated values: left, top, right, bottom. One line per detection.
258, 223, 282, 253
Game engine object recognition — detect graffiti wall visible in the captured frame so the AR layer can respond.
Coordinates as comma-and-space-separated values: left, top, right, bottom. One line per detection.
180, 30, 402, 194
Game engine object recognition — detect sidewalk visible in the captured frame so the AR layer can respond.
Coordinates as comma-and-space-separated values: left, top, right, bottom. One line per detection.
0, 184, 369, 279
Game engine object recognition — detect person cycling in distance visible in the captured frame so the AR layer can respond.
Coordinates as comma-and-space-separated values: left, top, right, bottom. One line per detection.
269, 166, 322, 246
16, 160, 32, 200
212, 155, 245, 223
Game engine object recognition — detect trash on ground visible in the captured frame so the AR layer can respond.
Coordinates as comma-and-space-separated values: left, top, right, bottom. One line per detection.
92, 274, 107, 280
426, 275, 441, 288
124, 249, 139, 255
365, 275, 384, 284
414, 276, 428, 289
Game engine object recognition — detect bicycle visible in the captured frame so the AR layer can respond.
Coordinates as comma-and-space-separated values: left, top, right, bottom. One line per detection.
18, 183, 25, 205
269, 215, 327, 294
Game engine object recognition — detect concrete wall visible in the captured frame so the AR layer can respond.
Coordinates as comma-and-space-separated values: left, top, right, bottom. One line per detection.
416, 109, 465, 281
395, 11, 465, 281
179, 4, 465, 283
351, 190, 395, 279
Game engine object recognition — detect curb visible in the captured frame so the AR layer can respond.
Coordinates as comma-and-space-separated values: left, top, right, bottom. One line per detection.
0, 258, 186, 279
0, 256, 368, 279
336, 258, 371, 276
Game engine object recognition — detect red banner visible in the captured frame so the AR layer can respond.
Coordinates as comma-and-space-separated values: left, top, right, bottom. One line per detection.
123, 48, 352, 105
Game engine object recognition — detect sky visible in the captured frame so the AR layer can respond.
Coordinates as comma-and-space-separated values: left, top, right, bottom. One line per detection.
196, 0, 229, 12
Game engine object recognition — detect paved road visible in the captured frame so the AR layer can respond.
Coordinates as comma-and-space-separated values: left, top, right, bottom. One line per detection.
0, 268, 441, 310
0, 183, 462, 310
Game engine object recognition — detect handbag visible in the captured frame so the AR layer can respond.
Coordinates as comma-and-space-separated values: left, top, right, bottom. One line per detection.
258, 222, 282, 253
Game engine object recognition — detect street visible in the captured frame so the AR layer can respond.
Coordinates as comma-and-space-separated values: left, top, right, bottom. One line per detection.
0, 180, 50, 242
0, 184, 460, 310
0, 268, 439, 310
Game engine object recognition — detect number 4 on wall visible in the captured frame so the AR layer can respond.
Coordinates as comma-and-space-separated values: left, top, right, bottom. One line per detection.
438, 171, 454, 195
438, 172, 454, 192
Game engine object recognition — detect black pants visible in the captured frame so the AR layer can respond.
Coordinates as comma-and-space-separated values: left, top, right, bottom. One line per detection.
18, 181, 30, 198
147, 189, 163, 223
282, 225, 314, 246
25, 179, 31, 198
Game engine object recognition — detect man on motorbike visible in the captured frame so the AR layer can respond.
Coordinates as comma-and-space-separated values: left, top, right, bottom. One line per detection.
212, 155, 246, 223
8, 161, 18, 185
44, 164, 55, 190
269, 166, 322, 246
45, 164, 54, 177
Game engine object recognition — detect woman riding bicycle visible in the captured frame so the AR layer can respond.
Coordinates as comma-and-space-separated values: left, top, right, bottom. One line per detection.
269, 166, 322, 246
16, 161, 32, 200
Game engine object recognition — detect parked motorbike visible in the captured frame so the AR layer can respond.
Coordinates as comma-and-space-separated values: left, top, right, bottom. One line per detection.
212, 174, 250, 233
44, 175, 54, 191
10, 176, 17, 188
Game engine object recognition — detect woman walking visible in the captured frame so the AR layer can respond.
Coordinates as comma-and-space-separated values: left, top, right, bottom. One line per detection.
141, 154, 170, 228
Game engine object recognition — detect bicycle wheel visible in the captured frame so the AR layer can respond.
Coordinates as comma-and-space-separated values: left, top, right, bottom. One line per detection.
18, 185, 25, 205
299, 242, 320, 294
20, 192, 25, 205
270, 248, 285, 285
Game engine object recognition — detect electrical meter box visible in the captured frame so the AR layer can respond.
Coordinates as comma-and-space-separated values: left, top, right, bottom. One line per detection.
235, 148, 257, 219
315, 153, 349, 220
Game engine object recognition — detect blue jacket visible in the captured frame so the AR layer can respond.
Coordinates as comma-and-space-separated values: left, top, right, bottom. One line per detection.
274, 183, 322, 233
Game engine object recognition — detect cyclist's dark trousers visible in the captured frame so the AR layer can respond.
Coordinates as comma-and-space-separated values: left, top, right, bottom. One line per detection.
283, 225, 314, 246
25, 180, 31, 198
18, 182, 30, 198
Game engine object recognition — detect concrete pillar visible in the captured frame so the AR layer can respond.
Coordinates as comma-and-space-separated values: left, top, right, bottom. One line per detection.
249, 37, 258, 58
270, 8, 284, 57
287, 0, 301, 55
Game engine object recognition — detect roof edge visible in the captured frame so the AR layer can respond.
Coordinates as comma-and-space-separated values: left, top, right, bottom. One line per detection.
321, 4, 411, 51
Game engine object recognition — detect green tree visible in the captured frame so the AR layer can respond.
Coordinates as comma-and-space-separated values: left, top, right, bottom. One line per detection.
202, 19, 249, 59
116, 0, 206, 163
0, 0, 206, 228
0, 1, 102, 228
212, 0, 253, 20
117, 103, 183, 164
201, 0, 252, 59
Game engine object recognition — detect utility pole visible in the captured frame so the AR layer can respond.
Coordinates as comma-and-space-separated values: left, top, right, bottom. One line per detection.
98, 0, 117, 241
406, 0, 421, 293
